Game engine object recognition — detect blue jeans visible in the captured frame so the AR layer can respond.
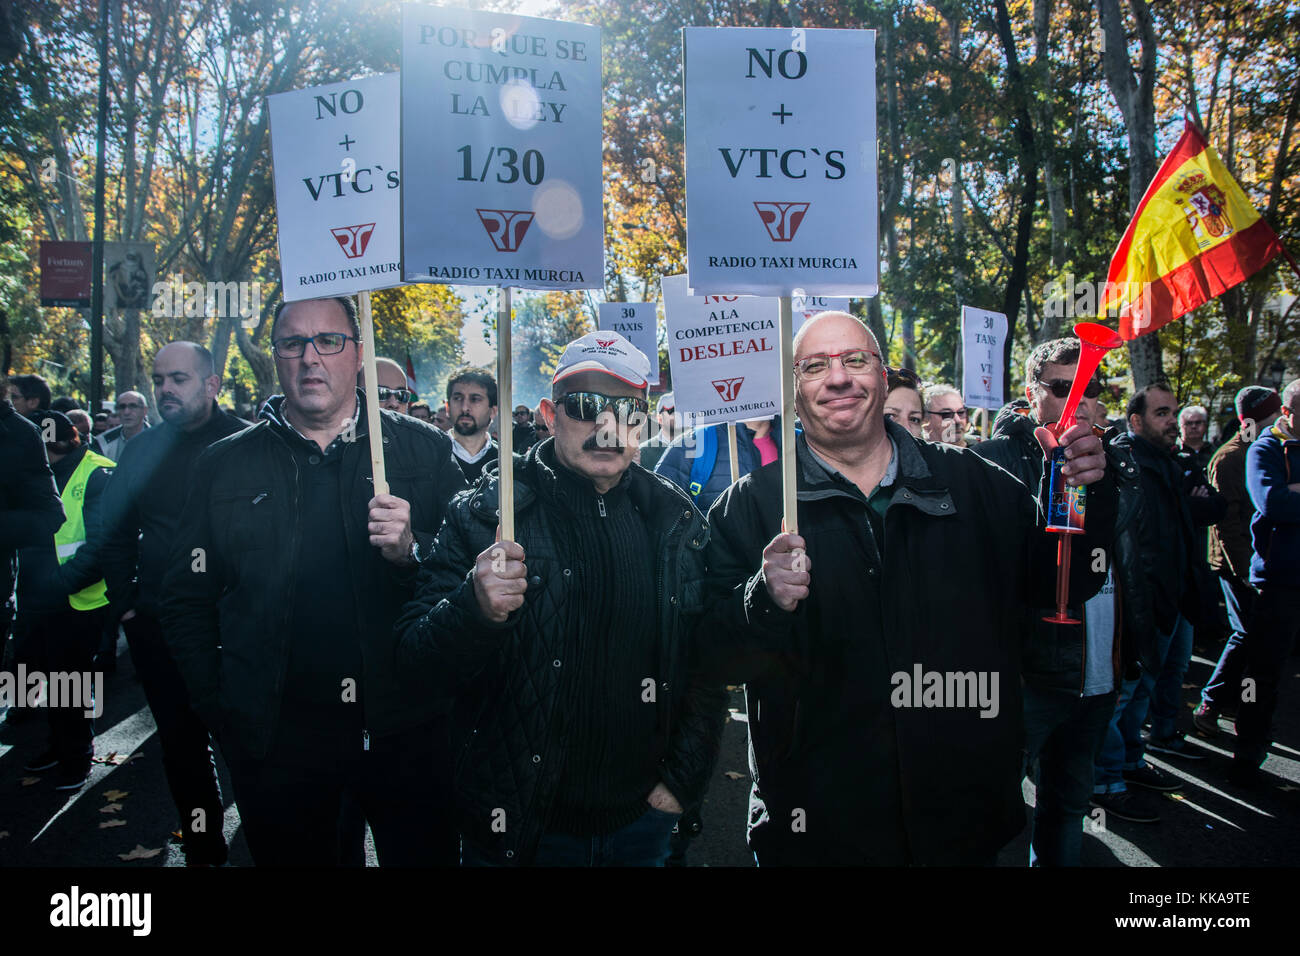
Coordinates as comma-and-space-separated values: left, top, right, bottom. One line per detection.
1023, 686, 1116, 866
1202, 575, 1255, 713
462, 806, 679, 867
1143, 615, 1194, 741
1094, 674, 1144, 792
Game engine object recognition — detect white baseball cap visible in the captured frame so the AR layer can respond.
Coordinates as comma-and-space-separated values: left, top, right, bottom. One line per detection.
552, 330, 651, 390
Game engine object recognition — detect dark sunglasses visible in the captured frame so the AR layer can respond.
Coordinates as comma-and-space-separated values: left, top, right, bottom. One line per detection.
377, 386, 415, 404
1036, 378, 1103, 400
562, 391, 649, 422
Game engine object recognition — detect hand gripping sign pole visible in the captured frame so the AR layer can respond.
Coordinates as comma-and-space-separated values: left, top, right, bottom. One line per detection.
497, 287, 515, 541
358, 290, 389, 496
1041, 321, 1122, 624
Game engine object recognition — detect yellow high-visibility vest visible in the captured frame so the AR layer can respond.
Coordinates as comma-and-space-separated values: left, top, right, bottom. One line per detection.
53, 449, 115, 611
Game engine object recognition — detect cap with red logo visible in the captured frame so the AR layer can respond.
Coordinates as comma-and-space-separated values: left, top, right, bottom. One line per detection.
552, 330, 651, 390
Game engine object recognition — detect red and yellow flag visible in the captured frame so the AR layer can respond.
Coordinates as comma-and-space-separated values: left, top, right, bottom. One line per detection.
1100, 120, 1283, 339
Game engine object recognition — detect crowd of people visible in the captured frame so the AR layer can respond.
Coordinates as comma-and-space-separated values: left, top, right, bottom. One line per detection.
2, 295, 1296, 868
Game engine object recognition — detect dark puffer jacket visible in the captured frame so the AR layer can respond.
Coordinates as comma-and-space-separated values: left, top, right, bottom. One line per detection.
975, 401, 1159, 683
395, 438, 726, 865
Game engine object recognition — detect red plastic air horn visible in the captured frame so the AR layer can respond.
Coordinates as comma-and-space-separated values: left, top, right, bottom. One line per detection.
1042, 322, 1123, 625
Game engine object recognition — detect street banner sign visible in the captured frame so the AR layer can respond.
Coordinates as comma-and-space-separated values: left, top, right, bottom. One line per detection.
268, 72, 404, 302
598, 302, 659, 385
40, 241, 93, 308
400, 5, 603, 290
683, 27, 879, 297
661, 273, 780, 426
961, 305, 1008, 410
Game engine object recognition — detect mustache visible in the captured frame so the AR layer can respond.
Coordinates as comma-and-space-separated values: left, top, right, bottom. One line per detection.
583, 433, 629, 452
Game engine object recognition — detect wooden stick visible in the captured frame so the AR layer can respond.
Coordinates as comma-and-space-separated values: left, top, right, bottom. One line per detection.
497, 286, 514, 542
727, 421, 740, 483
779, 295, 798, 535
358, 289, 388, 496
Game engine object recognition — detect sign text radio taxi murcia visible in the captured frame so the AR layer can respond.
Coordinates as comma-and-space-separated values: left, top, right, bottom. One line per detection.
684, 28, 879, 297
268, 73, 405, 302
401, 6, 603, 290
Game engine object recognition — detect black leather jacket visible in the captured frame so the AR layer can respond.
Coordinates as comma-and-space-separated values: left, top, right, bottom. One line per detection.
976, 402, 1159, 684
396, 438, 726, 865
160, 394, 467, 757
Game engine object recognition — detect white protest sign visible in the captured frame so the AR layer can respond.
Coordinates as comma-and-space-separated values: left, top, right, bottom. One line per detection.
961, 305, 1008, 409
791, 294, 850, 335
683, 27, 878, 297
400, 6, 603, 290
661, 274, 780, 426
268, 73, 404, 302
598, 302, 659, 385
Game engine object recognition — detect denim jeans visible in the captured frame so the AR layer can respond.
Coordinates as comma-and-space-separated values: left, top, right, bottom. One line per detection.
1201, 575, 1255, 712
1094, 673, 1145, 792
462, 805, 679, 867
1023, 685, 1116, 866
1143, 615, 1194, 741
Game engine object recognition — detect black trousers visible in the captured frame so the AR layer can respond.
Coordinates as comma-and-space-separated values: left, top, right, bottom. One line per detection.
1234, 584, 1300, 767
123, 612, 228, 864
21, 605, 104, 763
224, 713, 457, 867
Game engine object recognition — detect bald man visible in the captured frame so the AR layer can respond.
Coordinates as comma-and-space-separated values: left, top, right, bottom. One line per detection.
362, 357, 415, 415
100, 340, 248, 866
94, 390, 149, 461
697, 311, 1115, 866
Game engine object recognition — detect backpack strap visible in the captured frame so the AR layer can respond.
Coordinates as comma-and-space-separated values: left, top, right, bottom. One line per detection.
688, 424, 719, 498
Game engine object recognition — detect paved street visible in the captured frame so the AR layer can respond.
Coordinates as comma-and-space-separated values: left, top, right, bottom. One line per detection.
2, 630, 1297, 867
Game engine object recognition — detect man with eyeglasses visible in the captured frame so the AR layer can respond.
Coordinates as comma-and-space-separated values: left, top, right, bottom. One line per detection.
1175, 405, 1212, 474
397, 330, 725, 866
977, 337, 1160, 851
161, 295, 467, 866
94, 390, 150, 461
362, 357, 417, 415
922, 383, 969, 446
697, 311, 1113, 866
638, 392, 681, 472
445, 366, 500, 484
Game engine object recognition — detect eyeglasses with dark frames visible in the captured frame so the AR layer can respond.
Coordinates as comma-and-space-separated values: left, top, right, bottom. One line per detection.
562, 391, 650, 422
271, 332, 358, 359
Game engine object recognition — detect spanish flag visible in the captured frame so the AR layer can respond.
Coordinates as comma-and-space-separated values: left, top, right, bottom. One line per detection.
1101, 120, 1283, 339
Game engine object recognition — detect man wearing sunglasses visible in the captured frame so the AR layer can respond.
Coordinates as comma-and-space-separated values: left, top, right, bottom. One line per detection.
161, 295, 467, 867
361, 357, 416, 415
977, 337, 1161, 855
397, 330, 725, 867
697, 311, 1113, 866
922, 384, 969, 446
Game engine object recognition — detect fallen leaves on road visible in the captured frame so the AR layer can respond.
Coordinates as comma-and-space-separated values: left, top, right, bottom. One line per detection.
93, 752, 139, 766
99, 803, 122, 814
103, 789, 129, 802
98, 819, 126, 829
20, 777, 40, 787
723, 770, 746, 780
117, 844, 162, 861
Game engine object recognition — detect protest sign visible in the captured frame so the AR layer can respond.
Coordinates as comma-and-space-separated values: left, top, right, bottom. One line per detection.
661, 274, 780, 426
683, 27, 878, 297
960, 305, 1007, 410
400, 5, 603, 291
598, 302, 659, 385
268, 72, 403, 302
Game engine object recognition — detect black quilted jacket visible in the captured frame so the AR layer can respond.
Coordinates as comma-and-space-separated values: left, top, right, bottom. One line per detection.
395, 439, 727, 864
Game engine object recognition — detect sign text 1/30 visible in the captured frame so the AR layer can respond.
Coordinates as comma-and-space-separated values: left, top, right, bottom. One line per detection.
457, 145, 545, 185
